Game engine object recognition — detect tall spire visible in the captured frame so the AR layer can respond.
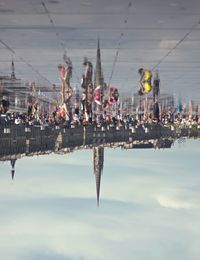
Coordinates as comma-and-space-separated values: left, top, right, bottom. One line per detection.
11, 60, 16, 80
93, 147, 104, 206
10, 159, 16, 180
95, 39, 104, 87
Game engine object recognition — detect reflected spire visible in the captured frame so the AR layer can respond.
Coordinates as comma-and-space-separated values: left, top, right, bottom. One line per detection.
94, 39, 104, 113
10, 159, 16, 180
95, 39, 104, 87
93, 147, 104, 206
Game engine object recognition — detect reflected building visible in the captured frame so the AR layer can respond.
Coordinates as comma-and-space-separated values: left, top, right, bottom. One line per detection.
94, 39, 104, 88
0, 61, 55, 113
0, 61, 28, 111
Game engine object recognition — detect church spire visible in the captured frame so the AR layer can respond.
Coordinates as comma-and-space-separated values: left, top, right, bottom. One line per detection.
11, 60, 16, 80
93, 147, 104, 206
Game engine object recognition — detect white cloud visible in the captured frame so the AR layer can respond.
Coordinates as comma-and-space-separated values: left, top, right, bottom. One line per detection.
156, 195, 197, 209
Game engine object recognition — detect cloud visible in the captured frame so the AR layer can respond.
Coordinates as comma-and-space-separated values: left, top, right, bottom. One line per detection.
0, 197, 141, 260
156, 195, 197, 209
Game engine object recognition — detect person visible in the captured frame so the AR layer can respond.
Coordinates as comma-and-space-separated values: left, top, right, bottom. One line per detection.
109, 86, 119, 105
153, 70, 160, 102
138, 68, 152, 95
81, 92, 86, 112
93, 85, 102, 105
153, 102, 160, 122
0, 98, 9, 114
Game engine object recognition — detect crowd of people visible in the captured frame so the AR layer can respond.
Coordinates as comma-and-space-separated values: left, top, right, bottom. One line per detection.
1, 66, 200, 129
0, 103, 199, 130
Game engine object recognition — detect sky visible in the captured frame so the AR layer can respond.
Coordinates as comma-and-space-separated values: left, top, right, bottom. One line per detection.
1, 0, 200, 101
0, 139, 200, 260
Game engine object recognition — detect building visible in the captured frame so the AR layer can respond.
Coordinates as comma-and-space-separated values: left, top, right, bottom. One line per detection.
0, 61, 29, 112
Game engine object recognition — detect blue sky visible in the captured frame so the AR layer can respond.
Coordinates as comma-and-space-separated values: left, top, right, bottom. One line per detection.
0, 139, 199, 260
